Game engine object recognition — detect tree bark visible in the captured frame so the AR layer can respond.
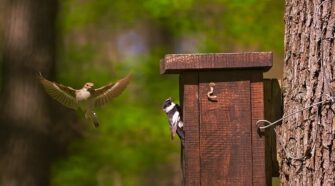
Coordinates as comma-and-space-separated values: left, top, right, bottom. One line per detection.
0, 0, 75, 185
281, 0, 335, 185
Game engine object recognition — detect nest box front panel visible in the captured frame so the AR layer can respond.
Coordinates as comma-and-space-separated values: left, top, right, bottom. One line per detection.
199, 71, 253, 185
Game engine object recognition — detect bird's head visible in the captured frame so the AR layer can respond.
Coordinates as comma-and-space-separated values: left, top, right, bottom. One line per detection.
83, 82, 94, 90
162, 97, 174, 112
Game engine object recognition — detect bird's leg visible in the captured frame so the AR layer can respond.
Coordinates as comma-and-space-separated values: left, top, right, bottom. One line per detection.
85, 110, 99, 128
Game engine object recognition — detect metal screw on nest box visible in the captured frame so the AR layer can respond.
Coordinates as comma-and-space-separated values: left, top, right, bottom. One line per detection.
162, 97, 185, 142
38, 72, 131, 128
207, 82, 217, 102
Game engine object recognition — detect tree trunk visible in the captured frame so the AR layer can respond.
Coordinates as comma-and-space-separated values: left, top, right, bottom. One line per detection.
0, 0, 70, 185
281, 0, 335, 185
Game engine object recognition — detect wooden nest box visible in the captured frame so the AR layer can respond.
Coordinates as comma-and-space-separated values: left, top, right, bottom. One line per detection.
160, 52, 273, 186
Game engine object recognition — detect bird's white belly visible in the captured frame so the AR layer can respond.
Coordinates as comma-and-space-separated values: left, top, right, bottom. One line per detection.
76, 90, 91, 101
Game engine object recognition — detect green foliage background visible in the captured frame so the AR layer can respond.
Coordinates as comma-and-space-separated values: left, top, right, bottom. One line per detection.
50, 0, 284, 185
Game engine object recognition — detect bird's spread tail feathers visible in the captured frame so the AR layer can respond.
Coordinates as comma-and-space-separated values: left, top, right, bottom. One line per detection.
85, 111, 99, 128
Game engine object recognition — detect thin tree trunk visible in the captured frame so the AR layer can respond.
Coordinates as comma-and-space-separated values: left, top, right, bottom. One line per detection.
0, 0, 59, 185
281, 0, 335, 185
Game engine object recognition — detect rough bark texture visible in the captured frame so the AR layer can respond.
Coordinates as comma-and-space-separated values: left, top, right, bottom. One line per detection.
281, 0, 335, 185
0, 0, 77, 185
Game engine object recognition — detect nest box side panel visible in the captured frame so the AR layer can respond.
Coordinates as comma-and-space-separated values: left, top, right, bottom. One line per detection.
199, 71, 253, 186
180, 72, 201, 186
251, 73, 266, 186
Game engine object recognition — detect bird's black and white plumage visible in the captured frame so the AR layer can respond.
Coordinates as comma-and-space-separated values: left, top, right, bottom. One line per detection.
162, 98, 184, 141
163, 98, 185, 181
38, 72, 131, 128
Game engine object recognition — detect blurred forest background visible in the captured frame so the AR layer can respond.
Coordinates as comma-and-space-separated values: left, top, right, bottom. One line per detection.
0, 0, 283, 185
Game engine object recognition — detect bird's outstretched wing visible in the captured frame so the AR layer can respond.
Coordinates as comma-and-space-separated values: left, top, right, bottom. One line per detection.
93, 74, 131, 107
38, 73, 78, 109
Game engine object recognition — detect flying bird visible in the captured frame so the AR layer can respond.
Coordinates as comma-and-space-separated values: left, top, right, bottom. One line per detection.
38, 72, 131, 128
162, 98, 184, 141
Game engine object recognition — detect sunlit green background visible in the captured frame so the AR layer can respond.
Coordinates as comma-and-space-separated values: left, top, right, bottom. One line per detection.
0, 0, 284, 185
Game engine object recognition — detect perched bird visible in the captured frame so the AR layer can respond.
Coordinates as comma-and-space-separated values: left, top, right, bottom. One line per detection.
162, 98, 184, 141
162, 98, 185, 179
38, 72, 131, 127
